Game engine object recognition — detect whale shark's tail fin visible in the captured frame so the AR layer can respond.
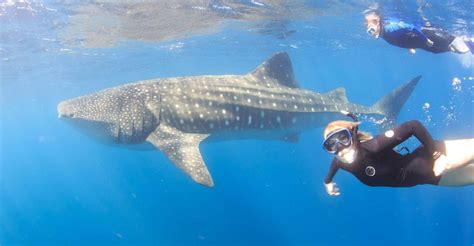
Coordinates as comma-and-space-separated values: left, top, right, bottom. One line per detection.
371, 75, 421, 124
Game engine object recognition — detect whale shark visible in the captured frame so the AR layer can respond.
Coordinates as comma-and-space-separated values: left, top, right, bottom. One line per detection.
57, 52, 420, 187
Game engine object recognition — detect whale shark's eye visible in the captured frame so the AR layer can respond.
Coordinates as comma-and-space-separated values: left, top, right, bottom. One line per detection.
68, 113, 75, 118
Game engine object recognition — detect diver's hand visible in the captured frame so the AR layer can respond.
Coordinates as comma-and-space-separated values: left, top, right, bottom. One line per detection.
433, 154, 450, 176
408, 48, 416, 54
324, 182, 341, 196
426, 39, 434, 47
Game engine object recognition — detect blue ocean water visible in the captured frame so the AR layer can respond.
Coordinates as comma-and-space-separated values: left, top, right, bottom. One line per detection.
1, 1, 473, 245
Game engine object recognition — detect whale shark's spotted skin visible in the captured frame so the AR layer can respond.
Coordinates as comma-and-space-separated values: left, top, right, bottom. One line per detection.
58, 52, 420, 187
161, 78, 351, 135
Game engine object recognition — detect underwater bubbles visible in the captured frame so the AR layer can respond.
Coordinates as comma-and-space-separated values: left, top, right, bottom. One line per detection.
422, 102, 432, 124
452, 77, 462, 91
422, 76, 472, 127
441, 76, 473, 126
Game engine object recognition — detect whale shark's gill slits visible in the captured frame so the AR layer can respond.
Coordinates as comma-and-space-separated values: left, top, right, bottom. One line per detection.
117, 124, 123, 143
131, 120, 137, 142
141, 114, 147, 137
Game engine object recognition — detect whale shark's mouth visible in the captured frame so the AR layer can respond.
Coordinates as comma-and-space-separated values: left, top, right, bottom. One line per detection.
58, 112, 75, 118
57, 101, 73, 118
60, 117, 117, 143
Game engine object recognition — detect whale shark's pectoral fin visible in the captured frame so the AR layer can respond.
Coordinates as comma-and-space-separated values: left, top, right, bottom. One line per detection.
146, 125, 213, 187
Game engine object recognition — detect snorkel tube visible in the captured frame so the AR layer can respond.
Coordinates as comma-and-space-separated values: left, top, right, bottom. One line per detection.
340, 109, 360, 138
340, 110, 359, 123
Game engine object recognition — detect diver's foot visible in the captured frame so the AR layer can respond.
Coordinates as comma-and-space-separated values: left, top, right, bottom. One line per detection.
449, 36, 471, 54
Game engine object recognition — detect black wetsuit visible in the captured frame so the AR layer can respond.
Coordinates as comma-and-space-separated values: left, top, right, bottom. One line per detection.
324, 120, 444, 187
381, 18, 455, 54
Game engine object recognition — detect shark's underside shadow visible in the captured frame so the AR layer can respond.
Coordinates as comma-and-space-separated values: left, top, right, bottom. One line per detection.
58, 52, 420, 187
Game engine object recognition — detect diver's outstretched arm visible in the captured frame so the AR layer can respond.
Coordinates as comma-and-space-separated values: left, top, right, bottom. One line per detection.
324, 159, 341, 196
324, 159, 339, 184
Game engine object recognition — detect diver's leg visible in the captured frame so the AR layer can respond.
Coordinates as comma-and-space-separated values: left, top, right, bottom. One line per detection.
438, 163, 474, 186
444, 139, 474, 169
421, 27, 456, 53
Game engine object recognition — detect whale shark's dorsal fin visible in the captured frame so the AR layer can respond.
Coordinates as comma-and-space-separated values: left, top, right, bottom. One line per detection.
146, 124, 213, 187
326, 87, 349, 102
250, 52, 299, 88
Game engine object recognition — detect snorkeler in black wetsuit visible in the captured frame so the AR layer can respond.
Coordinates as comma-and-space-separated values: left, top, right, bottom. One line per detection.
322, 116, 474, 196
364, 10, 473, 54
325, 120, 442, 187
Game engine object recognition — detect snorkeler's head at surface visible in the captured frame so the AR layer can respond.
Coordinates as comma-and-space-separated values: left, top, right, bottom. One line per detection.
323, 121, 372, 164
364, 10, 382, 38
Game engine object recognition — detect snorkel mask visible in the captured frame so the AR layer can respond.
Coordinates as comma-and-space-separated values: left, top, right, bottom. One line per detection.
323, 111, 360, 164
323, 128, 353, 154
365, 12, 381, 38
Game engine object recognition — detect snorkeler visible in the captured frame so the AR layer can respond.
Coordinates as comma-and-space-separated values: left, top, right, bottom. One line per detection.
322, 112, 474, 196
364, 10, 473, 54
